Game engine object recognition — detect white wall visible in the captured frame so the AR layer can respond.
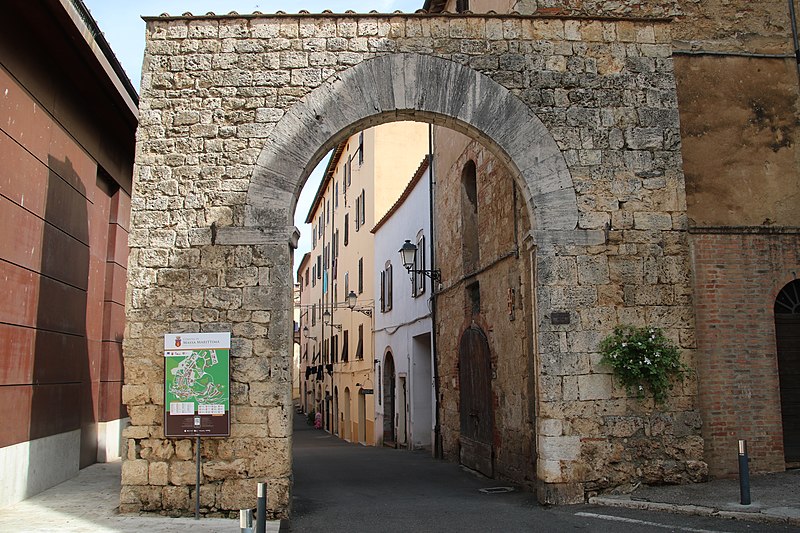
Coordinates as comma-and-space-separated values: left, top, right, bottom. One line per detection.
0, 430, 80, 508
373, 164, 435, 449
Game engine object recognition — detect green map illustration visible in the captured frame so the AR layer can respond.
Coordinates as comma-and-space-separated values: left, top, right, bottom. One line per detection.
166, 349, 229, 409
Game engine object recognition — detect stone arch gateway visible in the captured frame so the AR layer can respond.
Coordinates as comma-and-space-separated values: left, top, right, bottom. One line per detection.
243, 52, 578, 238
125, 11, 703, 518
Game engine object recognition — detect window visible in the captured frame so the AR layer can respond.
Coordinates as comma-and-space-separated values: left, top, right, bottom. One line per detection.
456, 0, 470, 12
356, 324, 364, 360
317, 255, 322, 278
358, 257, 363, 294
326, 200, 330, 223
335, 182, 339, 208
312, 304, 316, 326
312, 264, 316, 287
461, 160, 479, 274
344, 272, 349, 298
342, 330, 349, 362
334, 230, 339, 261
346, 157, 352, 188
359, 189, 366, 227
324, 244, 329, 270
358, 132, 364, 165
312, 225, 317, 249
332, 335, 338, 364
344, 214, 349, 245
413, 233, 426, 297
381, 262, 393, 312
355, 196, 361, 231
305, 267, 309, 287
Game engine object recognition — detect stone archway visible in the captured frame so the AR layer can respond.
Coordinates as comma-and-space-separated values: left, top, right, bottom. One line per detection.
125, 11, 700, 517
241, 52, 579, 241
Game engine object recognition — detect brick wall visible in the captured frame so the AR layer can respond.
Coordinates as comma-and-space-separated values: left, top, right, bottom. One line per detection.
691, 230, 800, 476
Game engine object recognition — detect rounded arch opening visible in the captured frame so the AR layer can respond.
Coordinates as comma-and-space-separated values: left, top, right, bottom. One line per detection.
775, 279, 800, 465
244, 52, 578, 239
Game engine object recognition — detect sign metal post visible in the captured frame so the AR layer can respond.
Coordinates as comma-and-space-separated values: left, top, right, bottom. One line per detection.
164, 332, 231, 519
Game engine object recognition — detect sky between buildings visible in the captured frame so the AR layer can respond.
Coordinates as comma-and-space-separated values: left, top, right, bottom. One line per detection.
82, 0, 424, 270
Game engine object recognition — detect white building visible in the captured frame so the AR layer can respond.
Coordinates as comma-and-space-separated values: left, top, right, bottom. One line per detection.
371, 157, 436, 450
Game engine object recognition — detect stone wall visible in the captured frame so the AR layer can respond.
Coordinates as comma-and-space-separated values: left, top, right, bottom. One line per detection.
434, 137, 537, 486
127, 12, 702, 515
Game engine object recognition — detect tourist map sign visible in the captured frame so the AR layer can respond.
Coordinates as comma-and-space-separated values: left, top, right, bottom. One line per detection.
164, 332, 230, 437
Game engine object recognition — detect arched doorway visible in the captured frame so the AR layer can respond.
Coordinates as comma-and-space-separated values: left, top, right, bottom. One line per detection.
383, 352, 396, 447
775, 280, 800, 466
333, 386, 339, 437
459, 326, 493, 477
358, 391, 367, 445
343, 387, 352, 442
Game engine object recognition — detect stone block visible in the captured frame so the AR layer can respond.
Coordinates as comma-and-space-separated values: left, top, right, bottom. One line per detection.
536, 459, 564, 485
122, 459, 149, 485
174, 439, 194, 461
219, 479, 257, 510
539, 418, 563, 437
578, 374, 613, 401
149, 461, 169, 486
170, 460, 198, 486
268, 407, 289, 438
140, 439, 175, 461
161, 485, 191, 511
538, 435, 581, 461
203, 459, 247, 481
122, 384, 150, 406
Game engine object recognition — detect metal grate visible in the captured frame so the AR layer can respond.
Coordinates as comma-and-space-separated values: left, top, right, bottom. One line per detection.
479, 487, 515, 494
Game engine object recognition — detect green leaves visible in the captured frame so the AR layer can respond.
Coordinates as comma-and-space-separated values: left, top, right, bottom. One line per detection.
599, 325, 688, 403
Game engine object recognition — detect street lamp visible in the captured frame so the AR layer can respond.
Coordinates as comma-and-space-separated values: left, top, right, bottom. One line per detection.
347, 290, 373, 317
398, 239, 441, 282
303, 325, 316, 340
322, 310, 342, 331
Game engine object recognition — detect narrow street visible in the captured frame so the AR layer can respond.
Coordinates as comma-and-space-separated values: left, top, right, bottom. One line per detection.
289, 412, 795, 532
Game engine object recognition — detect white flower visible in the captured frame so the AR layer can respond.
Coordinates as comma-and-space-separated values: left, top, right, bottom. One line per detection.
644, 357, 651, 365
621, 342, 627, 348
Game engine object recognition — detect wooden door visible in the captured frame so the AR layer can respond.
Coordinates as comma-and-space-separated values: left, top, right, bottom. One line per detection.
459, 326, 493, 477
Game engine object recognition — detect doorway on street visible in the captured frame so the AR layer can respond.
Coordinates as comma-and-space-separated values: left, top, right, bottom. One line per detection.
397, 375, 408, 448
459, 325, 494, 477
776, 279, 800, 467
343, 387, 352, 442
383, 352, 396, 447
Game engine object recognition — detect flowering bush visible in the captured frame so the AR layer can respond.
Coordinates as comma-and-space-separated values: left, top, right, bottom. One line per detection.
599, 325, 688, 403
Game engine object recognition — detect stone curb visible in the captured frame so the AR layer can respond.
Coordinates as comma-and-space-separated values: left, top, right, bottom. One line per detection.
589, 496, 800, 527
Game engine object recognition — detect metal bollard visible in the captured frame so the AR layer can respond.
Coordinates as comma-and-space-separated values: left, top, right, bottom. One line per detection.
738, 439, 751, 505
240, 508, 254, 533
256, 482, 267, 533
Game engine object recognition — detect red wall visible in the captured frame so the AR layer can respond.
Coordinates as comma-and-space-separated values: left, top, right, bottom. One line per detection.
691, 230, 800, 476
0, 65, 129, 466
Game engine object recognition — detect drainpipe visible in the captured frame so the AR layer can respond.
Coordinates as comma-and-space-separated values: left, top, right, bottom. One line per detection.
428, 124, 443, 459
790, 0, 800, 81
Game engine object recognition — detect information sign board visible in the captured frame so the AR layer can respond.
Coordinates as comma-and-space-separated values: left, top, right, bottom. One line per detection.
164, 332, 231, 437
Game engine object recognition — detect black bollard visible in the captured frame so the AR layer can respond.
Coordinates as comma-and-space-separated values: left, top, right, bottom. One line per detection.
256, 482, 267, 533
738, 439, 751, 505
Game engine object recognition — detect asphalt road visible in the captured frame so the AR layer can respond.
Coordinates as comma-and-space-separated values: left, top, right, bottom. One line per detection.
288, 414, 800, 533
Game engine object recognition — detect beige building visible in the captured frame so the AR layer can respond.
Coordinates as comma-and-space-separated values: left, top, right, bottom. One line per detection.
298, 122, 429, 445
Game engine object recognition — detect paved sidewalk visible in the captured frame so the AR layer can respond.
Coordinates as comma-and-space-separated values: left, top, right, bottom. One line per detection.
0, 461, 281, 532
591, 468, 800, 527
